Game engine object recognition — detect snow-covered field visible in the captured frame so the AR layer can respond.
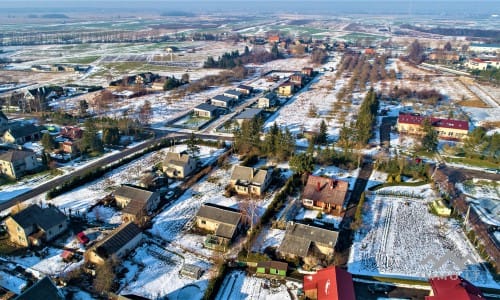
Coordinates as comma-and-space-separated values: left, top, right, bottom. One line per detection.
348, 186, 498, 289
456, 179, 500, 227
215, 271, 293, 300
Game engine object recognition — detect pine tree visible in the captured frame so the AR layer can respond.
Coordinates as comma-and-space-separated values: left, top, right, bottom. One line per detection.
421, 118, 438, 152
187, 132, 201, 159
317, 120, 328, 145
41, 132, 55, 151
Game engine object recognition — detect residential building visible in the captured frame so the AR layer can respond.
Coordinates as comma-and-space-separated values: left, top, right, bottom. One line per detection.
223, 89, 243, 100
256, 261, 287, 278
60, 141, 78, 155
234, 108, 263, 126
236, 84, 253, 95
278, 223, 338, 259
428, 51, 460, 62
0, 150, 39, 179
5, 204, 68, 248
195, 203, 242, 249
193, 103, 221, 118
303, 266, 356, 300
180, 264, 204, 280
426, 276, 484, 300
113, 185, 160, 223
469, 43, 500, 54
15, 277, 64, 300
302, 175, 349, 216
277, 82, 294, 96
2, 122, 41, 144
162, 151, 197, 179
230, 165, 272, 196
211, 95, 235, 108
301, 67, 314, 77
258, 92, 277, 108
290, 73, 304, 87
85, 222, 142, 265
60, 126, 83, 140
397, 112, 469, 140
268, 35, 280, 44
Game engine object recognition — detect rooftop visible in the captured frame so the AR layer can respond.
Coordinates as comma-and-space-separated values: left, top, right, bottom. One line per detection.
398, 112, 469, 131
11, 204, 67, 232
303, 266, 356, 300
303, 175, 349, 206
94, 222, 142, 259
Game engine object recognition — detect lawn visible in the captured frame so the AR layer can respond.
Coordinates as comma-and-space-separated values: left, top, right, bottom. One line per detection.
445, 156, 499, 169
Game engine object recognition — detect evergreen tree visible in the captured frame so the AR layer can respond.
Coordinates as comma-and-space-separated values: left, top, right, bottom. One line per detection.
421, 118, 438, 152
81, 120, 104, 154
316, 120, 328, 145
102, 127, 120, 145
186, 132, 201, 159
290, 152, 314, 175
41, 132, 55, 151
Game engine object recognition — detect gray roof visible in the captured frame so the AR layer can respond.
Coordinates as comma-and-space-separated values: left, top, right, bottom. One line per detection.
237, 85, 253, 91
114, 185, 156, 204
196, 203, 242, 227
11, 205, 67, 231
95, 222, 142, 259
7, 122, 40, 139
15, 277, 64, 300
231, 165, 269, 185
259, 92, 277, 100
211, 95, 234, 103
194, 103, 219, 113
164, 152, 193, 167
224, 89, 243, 97
236, 108, 263, 120
215, 223, 238, 239
279, 223, 338, 257
0, 150, 36, 163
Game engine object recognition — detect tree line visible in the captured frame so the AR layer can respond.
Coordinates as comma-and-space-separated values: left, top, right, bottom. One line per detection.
203, 45, 282, 69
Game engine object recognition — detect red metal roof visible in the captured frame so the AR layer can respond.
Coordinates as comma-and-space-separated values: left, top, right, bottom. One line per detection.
426, 276, 484, 300
303, 266, 356, 300
398, 112, 469, 131
303, 175, 349, 206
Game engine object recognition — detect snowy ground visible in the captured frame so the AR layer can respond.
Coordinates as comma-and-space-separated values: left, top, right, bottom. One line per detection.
251, 227, 286, 253
348, 186, 498, 289
456, 179, 500, 227
215, 271, 293, 300
0, 270, 27, 294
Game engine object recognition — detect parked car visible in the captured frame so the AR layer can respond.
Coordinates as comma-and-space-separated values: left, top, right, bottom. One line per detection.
76, 232, 89, 245
165, 191, 175, 199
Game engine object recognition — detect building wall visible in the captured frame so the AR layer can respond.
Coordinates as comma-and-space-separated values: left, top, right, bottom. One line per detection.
115, 195, 132, 208
2, 131, 15, 144
0, 161, 16, 179
278, 86, 293, 96
194, 109, 212, 118
5, 218, 30, 247
44, 220, 68, 241
196, 217, 219, 233
397, 123, 468, 140
258, 98, 270, 108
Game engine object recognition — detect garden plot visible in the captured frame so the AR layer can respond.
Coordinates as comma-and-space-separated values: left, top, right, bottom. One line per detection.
216, 270, 292, 300
119, 243, 210, 300
348, 190, 498, 288
252, 227, 286, 252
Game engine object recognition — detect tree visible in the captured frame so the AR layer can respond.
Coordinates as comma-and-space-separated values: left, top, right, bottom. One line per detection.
289, 152, 314, 175
41, 132, 55, 151
443, 41, 452, 51
102, 127, 120, 145
163, 76, 180, 91
139, 100, 152, 125
244, 45, 250, 56
81, 119, 103, 154
421, 118, 438, 152
407, 39, 425, 64
181, 73, 190, 84
186, 132, 201, 159
316, 120, 328, 145
79, 100, 89, 116
93, 258, 117, 294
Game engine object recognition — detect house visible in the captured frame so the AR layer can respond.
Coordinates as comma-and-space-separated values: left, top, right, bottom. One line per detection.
364, 48, 376, 55
302, 175, 349, 216
15, 276, 64, 300
0, 150, 39, 179
2, 122, 41, 144
397, 112, 469, 140
258, 92, 278, 108
152, 80, 166, 91
223, 89, 243, 100
230, 165, 272, 196
85, 222, 142, 265
428, 51, 459, 62
277, 82, 294, 96
234, 108, 263, 126
113, 185, 161, 223
163, 151, 197, 179
236, 84, 253, 95
465, 58, 499, 70
278, 223, 338, 259
195, 203, 242, 250
60, 126, 83, 140
301, 67, 314, 77
256, 261, 287, 278
5, 204, 68, 248
60, 141, 78, 155
193, 103, 221, 118
179, 264, 204, 279
268, 35, 280, 44
303, 266, 356, 300
290, 73, 304, 87
211, 95, 235, 108
426, 276, 484, 300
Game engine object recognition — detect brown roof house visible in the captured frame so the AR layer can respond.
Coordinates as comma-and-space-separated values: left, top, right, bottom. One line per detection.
85, 222, 142, 266
230, 165, 272, 197
196, 203, 242, 251
163, 151, 197, 179
15, 276, 64, 300
0, 150, 40, 179
5, 204, 68, 248
114, 185, 160, 223
302, 175, 349, 216
278, 223, 338, 259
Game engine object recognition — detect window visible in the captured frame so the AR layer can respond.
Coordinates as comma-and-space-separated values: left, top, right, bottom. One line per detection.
59, 224, 63, 228
201, 220, 206, 225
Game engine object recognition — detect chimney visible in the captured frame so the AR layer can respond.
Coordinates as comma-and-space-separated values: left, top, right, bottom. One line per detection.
317, 181, 321, 192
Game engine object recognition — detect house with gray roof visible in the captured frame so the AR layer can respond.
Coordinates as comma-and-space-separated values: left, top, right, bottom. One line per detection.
223, 89, 243, 100
278, 223, 338, 259
193, 103, 221, 119
258, 92, 277, 108
234, 108, 263, 126
236, 84, 254, 95
0, 149, 39, 179
2, 122, 41, 145
15, 276, 64, 300
163, 151, 197, 179
195, 203, 242, 250
230, 165, 272, 197
5, 204, 68, 248
211, 95, 235, 108
86, 222, 142, 265
114, 185, 160, 224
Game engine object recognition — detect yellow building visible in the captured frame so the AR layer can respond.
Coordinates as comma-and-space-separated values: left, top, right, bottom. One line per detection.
277, 82, 294, 96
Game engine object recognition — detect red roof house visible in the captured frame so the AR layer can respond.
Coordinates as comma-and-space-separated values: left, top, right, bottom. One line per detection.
397, 112, 469, 140
302, 175, 349, 216
426, 276, 484, 300
268, 35, 280, 44
303, 266, 356, 300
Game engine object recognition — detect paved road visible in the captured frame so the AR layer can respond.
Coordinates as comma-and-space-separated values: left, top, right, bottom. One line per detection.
439, 165, 500, 183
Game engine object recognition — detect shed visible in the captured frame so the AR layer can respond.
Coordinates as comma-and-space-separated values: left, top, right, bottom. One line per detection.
179, 264, 204, 279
